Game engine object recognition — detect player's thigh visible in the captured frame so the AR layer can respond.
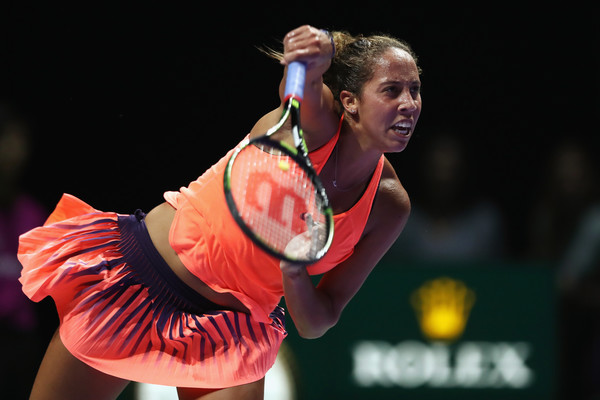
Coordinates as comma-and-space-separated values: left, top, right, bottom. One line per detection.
30, 329, 130, 400
177, 378, 265, 400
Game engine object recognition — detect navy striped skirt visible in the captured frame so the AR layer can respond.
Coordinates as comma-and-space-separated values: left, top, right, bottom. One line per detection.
18, 194, 286, 388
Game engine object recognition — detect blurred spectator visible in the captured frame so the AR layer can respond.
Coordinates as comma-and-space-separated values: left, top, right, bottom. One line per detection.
528, 140, 599, 263
0, 102, 49, 398
385, 131, 505, 263
557, 205, 600, 293
526, 139, 600, 400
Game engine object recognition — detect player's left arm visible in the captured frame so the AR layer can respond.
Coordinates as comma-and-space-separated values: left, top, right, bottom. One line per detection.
281, 161, 411, 338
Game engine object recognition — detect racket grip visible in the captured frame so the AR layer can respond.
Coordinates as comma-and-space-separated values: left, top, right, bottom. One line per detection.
284, 61, 306, 100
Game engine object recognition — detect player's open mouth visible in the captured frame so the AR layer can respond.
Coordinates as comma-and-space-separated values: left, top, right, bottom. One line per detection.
391, 120, 413, 136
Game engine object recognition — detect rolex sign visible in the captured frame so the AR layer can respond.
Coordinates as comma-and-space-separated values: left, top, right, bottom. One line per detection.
282, 262, 556, 399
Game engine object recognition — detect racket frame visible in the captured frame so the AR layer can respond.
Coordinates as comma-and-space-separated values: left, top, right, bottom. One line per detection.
223, 62, 334, 264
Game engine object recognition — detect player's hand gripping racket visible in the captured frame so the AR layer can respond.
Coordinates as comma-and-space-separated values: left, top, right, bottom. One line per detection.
224, 62, 334, 264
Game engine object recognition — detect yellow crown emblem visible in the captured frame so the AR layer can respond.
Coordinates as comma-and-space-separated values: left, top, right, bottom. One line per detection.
410, 277, 475, 342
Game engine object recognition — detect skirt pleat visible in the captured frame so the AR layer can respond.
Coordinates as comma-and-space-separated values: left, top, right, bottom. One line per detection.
18, 194, 286, 388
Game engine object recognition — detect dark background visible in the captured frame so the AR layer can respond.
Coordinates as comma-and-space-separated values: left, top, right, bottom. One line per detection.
2, 3, 597, 260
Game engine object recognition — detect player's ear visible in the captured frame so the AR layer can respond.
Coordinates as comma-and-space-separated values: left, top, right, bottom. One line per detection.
340, 90, 358, 115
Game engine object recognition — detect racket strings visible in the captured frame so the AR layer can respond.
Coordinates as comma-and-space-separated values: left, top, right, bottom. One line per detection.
229, 143, 328, 261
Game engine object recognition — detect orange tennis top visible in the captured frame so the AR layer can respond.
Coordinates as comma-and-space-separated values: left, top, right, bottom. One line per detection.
164, 119, 385, 323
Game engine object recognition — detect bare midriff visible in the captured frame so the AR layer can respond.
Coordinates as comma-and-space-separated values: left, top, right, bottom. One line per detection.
144, 202, 250, 314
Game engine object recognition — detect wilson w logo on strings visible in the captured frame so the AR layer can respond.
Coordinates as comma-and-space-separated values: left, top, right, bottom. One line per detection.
241, 170, 312, 238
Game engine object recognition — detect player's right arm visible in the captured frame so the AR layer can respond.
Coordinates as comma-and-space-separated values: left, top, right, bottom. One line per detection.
250, 25, 338, 150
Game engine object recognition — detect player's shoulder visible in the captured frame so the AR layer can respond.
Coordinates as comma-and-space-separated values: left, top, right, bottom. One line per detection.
362, 158, 410, 243
371, 158, 411, 227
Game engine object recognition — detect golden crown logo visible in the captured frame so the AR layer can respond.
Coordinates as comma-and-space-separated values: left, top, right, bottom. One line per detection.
410, 277, 475, 342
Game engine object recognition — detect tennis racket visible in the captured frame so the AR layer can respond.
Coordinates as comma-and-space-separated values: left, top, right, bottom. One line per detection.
224, 61, 334, 265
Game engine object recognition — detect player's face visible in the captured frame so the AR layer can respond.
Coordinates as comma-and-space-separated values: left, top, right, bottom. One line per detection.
356, 48, 422, 152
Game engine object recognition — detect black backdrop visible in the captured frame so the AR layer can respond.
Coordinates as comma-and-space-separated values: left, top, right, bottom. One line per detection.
2, 3, 598, 257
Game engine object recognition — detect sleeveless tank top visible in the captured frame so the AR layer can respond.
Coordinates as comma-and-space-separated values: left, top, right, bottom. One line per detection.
164, 118, 385, 322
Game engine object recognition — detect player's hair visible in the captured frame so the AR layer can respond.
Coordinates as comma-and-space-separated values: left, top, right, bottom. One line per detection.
324, 31, 420, 114
261, 30, 420, 115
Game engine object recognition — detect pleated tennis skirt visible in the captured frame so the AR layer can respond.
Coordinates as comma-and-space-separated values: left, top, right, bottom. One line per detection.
18, 194, 286, 388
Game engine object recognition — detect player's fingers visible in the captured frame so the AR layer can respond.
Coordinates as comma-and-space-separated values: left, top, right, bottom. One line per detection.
282, 28, 330, 66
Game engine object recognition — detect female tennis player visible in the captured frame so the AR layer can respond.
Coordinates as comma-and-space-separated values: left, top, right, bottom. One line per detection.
18, 25, 421, 399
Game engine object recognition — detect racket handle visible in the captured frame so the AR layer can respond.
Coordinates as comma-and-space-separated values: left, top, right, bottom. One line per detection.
284, 61, 306, 100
